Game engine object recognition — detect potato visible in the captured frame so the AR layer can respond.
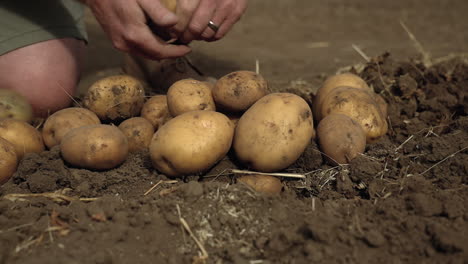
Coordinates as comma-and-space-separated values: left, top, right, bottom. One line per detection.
314, 73, 370, 121
149, 110, 234, 177
233, 93, 314, 172
166, 79, 216, 116
42, 107, 101, 148
237, 174, 282, 195
0, 89, 33, 123
213, 71, 268, 112
375, 94, 388, 118
319, 86, 387, 143
317, 114, 366, 165
0, 137, 18, 185
140, 95, 171, 129
118, 117, 154, 152
160, 0, 177, 12
83, 74, 145, 121
0, 119, 44, 159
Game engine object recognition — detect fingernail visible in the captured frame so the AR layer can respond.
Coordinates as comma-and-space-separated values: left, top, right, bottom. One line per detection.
161, 13, 178, 25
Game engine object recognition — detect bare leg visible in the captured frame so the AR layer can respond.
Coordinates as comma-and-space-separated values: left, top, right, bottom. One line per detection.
0, 38, 86, 118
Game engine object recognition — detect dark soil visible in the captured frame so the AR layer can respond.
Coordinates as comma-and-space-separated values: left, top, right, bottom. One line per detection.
1, 1, 468, 264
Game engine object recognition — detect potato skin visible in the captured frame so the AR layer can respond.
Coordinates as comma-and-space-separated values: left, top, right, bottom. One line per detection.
317, 114, 366, 165
42, 107, 101, 149
375, 94, 388, 118
0, 89, 33, 123
0, 119, 44, 159
140, 95, 171, 129
233, 93, 314, 172
83, 75, 145, 121
166, 79, 215, 117
314, 73, 370, 121
118, 117, 154, 152
0, 137, 18, 185
213, 71, 268, 112
237, 174, 282, 195
60, 125, 129, 170
149, 110, 234, 177
319, 86, 387, 143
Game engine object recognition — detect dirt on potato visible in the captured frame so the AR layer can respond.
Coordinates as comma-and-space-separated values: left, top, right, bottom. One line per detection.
0, 53, 467, 264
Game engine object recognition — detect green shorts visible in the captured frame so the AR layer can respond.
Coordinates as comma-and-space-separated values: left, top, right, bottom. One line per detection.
0, 0, 88, 55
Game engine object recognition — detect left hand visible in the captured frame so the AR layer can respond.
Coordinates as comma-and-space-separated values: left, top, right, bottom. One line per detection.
171, 0, 248, 43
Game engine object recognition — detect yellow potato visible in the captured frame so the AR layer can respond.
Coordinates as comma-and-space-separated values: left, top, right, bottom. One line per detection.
140, 95, 171, 130
0, 137, 18, 185
83, 74, 145, 121
233, 93, 314, 172
313, 73, 370, 121
42, 107, 101, 149
149, 110, 234, 177
319, 86, 388, 143
375, 94, 388, 118
0, 89, 33, 123
317, 114, 366, 165
213, 71, 268, 112
118, 117, 154, 152
60, 125, 129, 170
237, 174, 283, 195
166, 79, 216, 116
160, 0, 177, 12
0, 119, 44, 159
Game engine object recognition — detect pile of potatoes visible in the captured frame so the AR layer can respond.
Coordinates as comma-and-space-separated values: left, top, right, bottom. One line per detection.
314, 73, 388, 165
0, 69, 388, 191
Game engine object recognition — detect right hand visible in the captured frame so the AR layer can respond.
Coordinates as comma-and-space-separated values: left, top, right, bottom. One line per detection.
84, 0, 191, 60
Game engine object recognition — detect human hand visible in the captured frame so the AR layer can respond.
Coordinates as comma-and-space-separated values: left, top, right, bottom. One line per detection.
171, 0, 248, 43
84, 0, 191, 60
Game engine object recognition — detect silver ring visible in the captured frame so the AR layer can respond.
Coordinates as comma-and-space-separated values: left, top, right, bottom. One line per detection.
207, 21, 219, 33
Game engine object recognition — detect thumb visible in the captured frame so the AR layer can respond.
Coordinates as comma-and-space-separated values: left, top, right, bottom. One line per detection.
140, 0, 178, 27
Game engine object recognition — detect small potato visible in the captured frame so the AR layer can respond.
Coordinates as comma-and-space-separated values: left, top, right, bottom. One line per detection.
149, 110, 234, 177
317, 114, 366, 165
60, 124, 128, 170
83, 74, 145, 121
319, 86, 387, 143
140, 95, 171, 130
166, 79, 215, 116
42, 107, 101, 149
0, 89, 33, 123
0, 137, 18, 185
0, 119, 44, 159
375, 94, 388, 118
237, 174, 282, 195
234, 93, 314, 172
314, 73, 370, 121
213, 71, 268, 112
118, 117, 154, 152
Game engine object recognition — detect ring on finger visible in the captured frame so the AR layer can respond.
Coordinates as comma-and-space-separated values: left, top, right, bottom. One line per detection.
207, 20, 219, 33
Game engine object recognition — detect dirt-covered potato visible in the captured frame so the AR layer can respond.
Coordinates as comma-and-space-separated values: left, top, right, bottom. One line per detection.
237, 174, 283, 195
42, 107, 101, 149
83, 74, 145, 121
118, 117, 154, 152
0, 137, 18, 185
60, 124, 128, 170
149, 110, 234, 177
140, 95, 171, 129
314, 73, 370, 121
375, 94, 388, 118
0, 89, 33, 123
233, 93, 314, 172
319, 86, 387, 143
212, 71, 268, 112
0, 119, 44, 159
317, 114, 366, 165
166, 79, 216, 116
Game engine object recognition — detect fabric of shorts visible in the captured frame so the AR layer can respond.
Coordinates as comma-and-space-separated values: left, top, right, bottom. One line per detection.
0, 0, 88, 55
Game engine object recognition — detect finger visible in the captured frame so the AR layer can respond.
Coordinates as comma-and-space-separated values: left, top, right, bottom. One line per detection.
187, 0, 216, 37
200, 10, 225, 40
214, 2, 247, 40
125, 27, 191, 60
138, 0, 178, 27
173, 0, 201, 33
